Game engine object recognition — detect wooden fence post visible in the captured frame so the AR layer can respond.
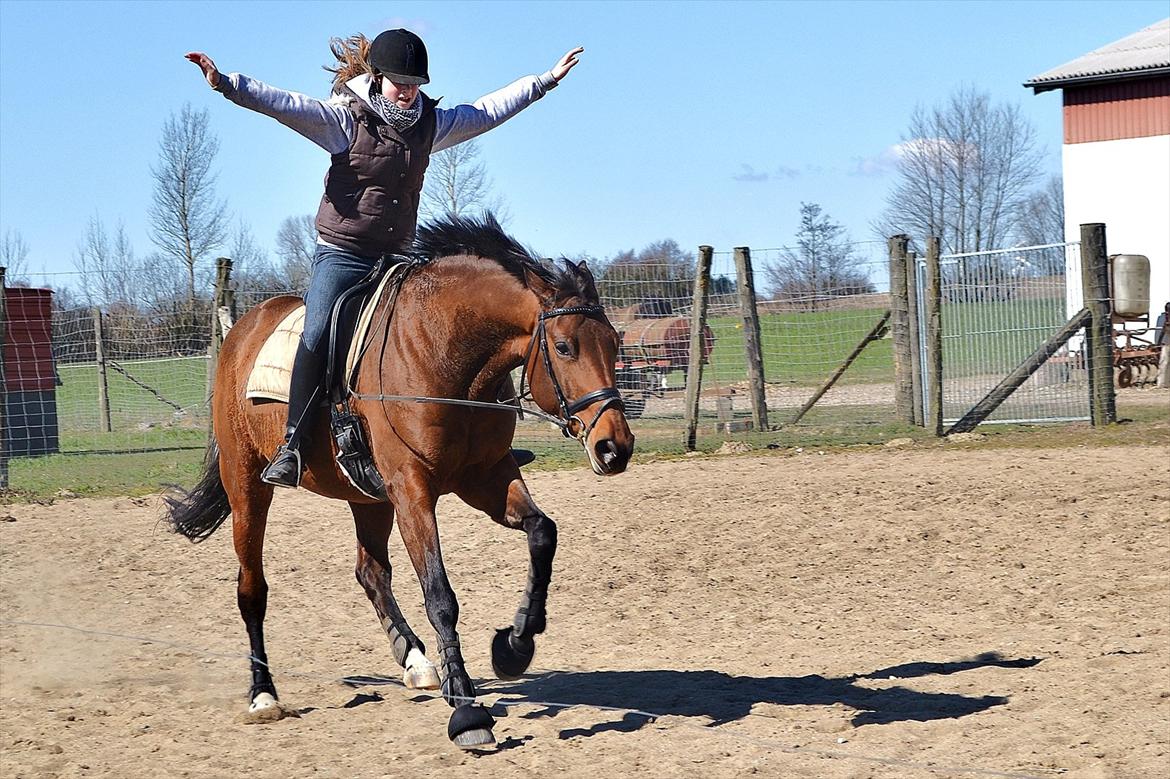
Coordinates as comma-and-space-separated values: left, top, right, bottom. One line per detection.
93, 307, 112, 433
207, 257, 233, 404
1, 267, 8, 490
733, 246, 768, 431
925, 237, 943, 436
888, 235, 914, 423
684, 246, 714, 451
1079, 223, 1116, 426
905, 250, 924, 426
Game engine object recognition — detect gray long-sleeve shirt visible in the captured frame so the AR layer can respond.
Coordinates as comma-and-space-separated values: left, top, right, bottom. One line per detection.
215, 70, 559, 154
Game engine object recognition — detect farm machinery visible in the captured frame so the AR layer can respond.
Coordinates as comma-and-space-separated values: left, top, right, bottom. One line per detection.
609, 301, 714, 419
1112, 301, 1166, 387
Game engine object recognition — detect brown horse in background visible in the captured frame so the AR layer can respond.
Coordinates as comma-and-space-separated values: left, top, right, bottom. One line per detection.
166, 215, 634, 748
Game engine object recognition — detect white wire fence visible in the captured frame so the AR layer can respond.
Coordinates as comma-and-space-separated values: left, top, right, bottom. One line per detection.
917, 242, 1090, 426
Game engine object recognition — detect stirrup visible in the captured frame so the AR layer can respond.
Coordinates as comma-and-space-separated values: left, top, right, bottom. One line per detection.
260, 444, 304, 488
332, 404, 388, 501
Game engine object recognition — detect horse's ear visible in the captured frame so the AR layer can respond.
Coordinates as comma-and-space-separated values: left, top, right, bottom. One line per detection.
571, 259, 600, 302
522, 265, 558, 306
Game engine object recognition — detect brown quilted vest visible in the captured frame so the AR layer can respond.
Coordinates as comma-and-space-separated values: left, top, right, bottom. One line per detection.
315, 87, 438, 255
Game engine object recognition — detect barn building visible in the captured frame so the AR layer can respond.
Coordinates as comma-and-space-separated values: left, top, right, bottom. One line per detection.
1024, 18, 1170, 321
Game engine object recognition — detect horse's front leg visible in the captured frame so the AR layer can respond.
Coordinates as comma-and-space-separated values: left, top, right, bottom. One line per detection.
455, 458, 555, 681
349, 501, 440, 690
220, 451, 294, 721
391, 467, 496, 749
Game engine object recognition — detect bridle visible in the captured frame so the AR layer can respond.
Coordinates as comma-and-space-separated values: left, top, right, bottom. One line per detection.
517, 304, 625, 443
351, 303, 624, 444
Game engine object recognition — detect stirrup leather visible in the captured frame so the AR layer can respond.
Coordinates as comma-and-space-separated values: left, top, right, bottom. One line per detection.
331, 403, 388, 501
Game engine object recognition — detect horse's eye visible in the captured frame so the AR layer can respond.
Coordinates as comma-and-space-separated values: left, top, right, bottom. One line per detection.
555, 341, 572, 357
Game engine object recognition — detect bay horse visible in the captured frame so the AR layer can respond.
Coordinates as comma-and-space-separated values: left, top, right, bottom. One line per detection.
165, 215, 635, 748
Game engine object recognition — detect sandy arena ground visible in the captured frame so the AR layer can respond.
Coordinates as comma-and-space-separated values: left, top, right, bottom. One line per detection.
1, 444, 1168, 778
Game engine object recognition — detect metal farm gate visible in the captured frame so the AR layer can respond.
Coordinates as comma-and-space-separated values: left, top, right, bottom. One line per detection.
914, 241, 1091, 428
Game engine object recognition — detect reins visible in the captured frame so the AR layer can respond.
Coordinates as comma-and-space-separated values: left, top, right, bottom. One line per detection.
349, 300, 624, 443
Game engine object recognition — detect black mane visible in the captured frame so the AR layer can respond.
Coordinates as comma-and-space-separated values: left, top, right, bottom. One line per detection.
413, 213, 593, 302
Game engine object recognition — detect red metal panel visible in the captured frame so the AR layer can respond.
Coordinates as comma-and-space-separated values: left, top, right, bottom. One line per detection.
1063, 77, 1170, 143
3, 287, 56, 392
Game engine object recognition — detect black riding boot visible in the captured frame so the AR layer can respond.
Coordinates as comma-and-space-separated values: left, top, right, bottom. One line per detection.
261, 342, 325, 488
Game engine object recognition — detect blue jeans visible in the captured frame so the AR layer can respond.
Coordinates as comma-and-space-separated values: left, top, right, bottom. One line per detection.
278, 243, 381, 440
301, 244, 382, 354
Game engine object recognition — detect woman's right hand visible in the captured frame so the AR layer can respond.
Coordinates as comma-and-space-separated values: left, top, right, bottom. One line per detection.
185, 51, 221, 89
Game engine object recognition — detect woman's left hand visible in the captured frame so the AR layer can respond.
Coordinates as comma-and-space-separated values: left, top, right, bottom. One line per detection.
550, 47, 584, 82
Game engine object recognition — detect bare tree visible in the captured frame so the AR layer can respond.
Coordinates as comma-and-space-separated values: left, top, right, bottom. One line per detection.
148, 103, 227, 306
766, 203, 875, 310
420, 140, 508, 222
877, 86, 1043, 255
229, 220, 268, 274
73, 215, 139, 306
1014, 174, 1065, 247
274, 215, 316, 292
1, 229, 31, 283
596, 239, 696, 307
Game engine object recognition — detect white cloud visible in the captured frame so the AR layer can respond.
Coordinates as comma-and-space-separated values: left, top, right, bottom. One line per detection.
850, 144, 903, 177
734, 163, 802, 183
733, 164, 770, 183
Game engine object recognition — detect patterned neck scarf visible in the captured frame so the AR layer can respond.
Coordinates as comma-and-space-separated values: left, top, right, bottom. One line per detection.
368, 81, 423, 132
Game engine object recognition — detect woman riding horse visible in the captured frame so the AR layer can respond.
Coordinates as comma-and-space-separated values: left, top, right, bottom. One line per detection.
167, 215, 634, 748
186, 29, 583, 488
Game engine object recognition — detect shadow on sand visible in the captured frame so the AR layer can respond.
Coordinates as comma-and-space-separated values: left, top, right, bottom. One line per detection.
488, 651, 1041, 738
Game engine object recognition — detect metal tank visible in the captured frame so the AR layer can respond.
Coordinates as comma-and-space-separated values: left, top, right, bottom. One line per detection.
1111, 254, 1151, 319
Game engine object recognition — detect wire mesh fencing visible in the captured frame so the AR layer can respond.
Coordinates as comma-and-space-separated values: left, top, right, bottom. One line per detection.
5, 239, 915, 482
919, 242, 1090, 426
706, 243, 896, 434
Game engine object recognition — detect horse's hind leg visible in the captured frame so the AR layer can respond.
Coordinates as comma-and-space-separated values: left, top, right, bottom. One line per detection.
391, 467, 496, 749
455, 459, 555, 681
349, 501, 439, 690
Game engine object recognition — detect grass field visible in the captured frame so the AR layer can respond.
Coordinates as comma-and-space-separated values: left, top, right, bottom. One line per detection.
701, 297, 1068, 389
5, 393, 1167, 501
54, 355, 210, 432
703, 308, 894, 388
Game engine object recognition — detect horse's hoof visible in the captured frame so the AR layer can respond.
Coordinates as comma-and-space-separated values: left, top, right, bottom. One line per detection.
491, 627, 535, 681
403, 648, 441, 690
448, 704, 496, 749
241, 693, 299, 724
249, 692, 279, 713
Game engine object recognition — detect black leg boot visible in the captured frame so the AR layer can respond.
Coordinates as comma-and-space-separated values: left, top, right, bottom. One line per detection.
261, 342, 325, 488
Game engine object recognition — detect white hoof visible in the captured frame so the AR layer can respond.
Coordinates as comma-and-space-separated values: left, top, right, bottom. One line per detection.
453, 727, 495, 749
249, 692, 279, 713
240, 693, 299, 724
403, 647, 441, 690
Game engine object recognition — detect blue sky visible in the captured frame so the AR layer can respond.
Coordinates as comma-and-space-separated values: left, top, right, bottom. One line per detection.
1, 0, 1166, 285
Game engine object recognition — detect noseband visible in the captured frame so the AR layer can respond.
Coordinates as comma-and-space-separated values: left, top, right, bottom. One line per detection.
518, 305, 625, 443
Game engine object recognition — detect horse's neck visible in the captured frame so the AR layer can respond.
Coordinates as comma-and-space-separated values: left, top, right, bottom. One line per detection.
389, 262, 536, 397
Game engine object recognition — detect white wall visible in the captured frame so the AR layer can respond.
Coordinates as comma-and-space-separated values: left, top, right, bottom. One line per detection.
1063, 134, 1170, 324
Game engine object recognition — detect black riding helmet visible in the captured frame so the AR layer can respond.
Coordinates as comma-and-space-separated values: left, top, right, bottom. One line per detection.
369, 29, 429, 85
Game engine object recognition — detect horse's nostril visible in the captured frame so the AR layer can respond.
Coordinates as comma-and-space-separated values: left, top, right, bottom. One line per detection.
596, 439, 619, 467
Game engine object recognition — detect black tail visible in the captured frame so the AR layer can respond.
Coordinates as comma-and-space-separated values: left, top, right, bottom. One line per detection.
165, 438, 232, 543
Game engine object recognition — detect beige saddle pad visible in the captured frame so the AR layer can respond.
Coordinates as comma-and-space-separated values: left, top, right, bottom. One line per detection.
245, 264, 404, 402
